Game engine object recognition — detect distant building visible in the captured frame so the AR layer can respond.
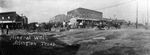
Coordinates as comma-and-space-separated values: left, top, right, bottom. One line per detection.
21, 14, 28, 25
103, 18, 127, 24
0, 11, 28, 29
67, 7, 103, 19
51, 14, 70, 22
112, 19, 127, 24
102, 18, 112, 21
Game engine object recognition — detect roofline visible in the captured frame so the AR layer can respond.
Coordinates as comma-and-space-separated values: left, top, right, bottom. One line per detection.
67, 7, 102, 14
77, 7, 102, 13
0, 11, 16, 14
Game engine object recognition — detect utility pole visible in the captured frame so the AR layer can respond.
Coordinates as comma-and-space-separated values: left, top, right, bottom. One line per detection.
114, 14, 116, 20
142, 14, 144, 25
136, 0, 138, 29
147, 0, 149, 29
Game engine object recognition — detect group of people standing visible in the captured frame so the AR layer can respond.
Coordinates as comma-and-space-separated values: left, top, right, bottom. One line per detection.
0, 25, 9, 35
62, 21, 72, 29
62, 21, 86, 29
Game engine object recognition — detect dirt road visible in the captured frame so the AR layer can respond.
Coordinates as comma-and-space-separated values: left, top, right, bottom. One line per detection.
1, 28, 150, 55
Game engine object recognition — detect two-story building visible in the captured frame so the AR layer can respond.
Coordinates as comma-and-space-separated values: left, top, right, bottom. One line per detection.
0, 11, 28, 29
67, 8, 103, 19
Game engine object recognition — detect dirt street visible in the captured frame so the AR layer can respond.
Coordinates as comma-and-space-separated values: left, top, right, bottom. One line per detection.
57, 28, 150, 55
1, 28, 150, 55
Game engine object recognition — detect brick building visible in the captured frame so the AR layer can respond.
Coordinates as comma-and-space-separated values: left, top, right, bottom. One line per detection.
67, 8, 103, 28
0, 11, 28, 29
67, 8, 103, 19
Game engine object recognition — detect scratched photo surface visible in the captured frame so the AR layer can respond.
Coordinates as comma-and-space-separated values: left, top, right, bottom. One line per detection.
0, 0, 150, 55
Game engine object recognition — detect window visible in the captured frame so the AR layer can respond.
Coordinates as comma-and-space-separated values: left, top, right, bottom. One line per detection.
8, 16, 10, 19
2, 17, 4, 20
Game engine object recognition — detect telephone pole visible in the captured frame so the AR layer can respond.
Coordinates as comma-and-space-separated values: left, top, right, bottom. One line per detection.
136, 0, 138, 28
147, 0, 149, 29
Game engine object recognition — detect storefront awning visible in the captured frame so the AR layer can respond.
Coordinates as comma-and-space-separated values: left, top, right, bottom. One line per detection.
0, 21, 22, 24
0, 21, 15, 23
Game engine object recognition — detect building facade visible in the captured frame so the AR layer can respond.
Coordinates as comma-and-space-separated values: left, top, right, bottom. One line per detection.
0, 11, 28, 29
67, 8, 103, 19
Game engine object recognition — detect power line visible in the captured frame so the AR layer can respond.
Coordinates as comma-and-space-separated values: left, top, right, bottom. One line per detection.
99, 0, 136, 10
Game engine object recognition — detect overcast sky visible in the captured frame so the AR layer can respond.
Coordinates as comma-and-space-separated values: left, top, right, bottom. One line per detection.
0, 0, 150, 23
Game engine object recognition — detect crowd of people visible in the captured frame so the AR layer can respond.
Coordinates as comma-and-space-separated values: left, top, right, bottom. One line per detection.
54, 21, 88, 29
0, 20, 124, 35
27, 20, 123, 31
26, 21, 90, 32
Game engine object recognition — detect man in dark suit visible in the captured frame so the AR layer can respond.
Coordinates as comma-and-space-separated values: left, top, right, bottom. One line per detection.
6, 25, 9, 34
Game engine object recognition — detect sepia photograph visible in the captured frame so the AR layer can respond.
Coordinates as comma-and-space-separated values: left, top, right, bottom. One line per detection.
0, 0, 150, 55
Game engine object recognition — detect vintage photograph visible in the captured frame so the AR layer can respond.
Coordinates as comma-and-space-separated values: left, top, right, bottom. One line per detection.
0, 0, 150, 55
